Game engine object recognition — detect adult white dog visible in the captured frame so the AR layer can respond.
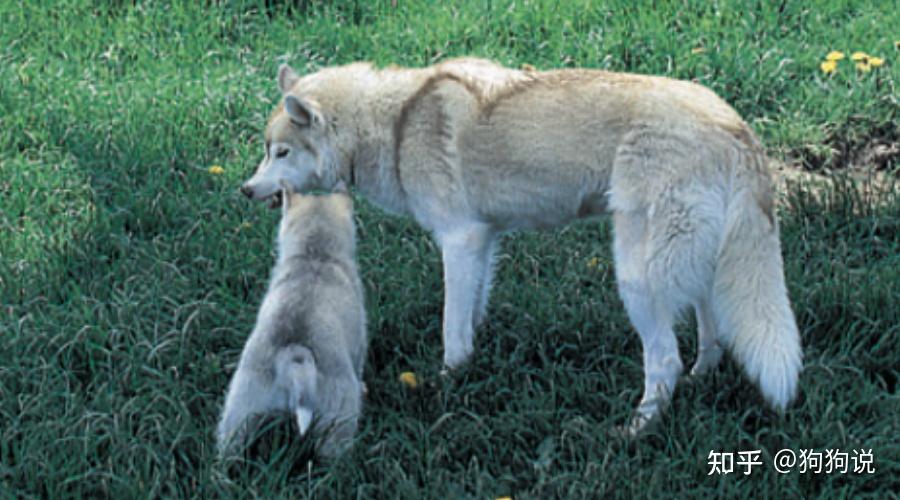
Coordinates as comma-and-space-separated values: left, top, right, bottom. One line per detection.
241, 57, 802, 433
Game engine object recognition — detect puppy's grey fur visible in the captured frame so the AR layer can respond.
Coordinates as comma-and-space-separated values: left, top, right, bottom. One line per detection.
218, 183, 366, 457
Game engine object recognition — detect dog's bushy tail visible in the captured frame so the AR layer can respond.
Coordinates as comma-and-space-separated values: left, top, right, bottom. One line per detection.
712, 171, 802, 411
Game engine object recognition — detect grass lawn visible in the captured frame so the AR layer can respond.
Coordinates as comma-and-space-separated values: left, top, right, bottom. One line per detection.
1, 0, 897, 497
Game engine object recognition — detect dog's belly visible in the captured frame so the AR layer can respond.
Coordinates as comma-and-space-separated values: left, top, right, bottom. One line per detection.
459, 159, 610, 231
458, 139, 613, 231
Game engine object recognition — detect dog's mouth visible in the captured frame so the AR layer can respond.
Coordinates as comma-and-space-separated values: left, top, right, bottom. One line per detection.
264, 191, 283, 209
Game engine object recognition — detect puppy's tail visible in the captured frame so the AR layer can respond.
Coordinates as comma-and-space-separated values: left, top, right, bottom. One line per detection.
712, 169, 802, 411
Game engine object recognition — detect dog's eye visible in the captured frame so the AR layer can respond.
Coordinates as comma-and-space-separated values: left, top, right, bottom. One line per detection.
275, 149, 289, 159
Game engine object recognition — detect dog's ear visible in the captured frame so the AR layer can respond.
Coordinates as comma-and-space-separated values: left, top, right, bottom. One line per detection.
278, 64, 299, 94
284, 95, 322, 128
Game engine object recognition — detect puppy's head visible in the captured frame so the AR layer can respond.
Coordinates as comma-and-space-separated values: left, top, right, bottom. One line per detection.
276, 181, 355, 254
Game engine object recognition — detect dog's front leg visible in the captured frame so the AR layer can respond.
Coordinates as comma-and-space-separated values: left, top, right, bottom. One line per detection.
438, 225, 494, 369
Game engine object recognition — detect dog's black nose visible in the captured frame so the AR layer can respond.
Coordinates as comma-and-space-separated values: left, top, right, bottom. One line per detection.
240, 185, 254, 199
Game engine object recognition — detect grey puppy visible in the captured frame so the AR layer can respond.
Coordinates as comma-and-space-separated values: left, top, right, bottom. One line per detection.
218, 181, 366, 457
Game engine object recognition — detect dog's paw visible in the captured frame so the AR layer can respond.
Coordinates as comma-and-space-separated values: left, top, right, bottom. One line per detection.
689, 344, 724, 377
609, 413, 657, 439
442, 349, 473, 371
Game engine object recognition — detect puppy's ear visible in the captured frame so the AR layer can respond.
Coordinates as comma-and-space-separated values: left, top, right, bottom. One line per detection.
278, 64, 299, 94
284, 95, 322, 128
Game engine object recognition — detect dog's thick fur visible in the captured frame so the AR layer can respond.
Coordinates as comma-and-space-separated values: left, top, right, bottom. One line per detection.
219, 184, 366, 456
242, 57, 802, 432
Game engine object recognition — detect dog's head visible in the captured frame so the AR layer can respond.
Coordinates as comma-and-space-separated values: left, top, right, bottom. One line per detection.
240, 64, 340, 208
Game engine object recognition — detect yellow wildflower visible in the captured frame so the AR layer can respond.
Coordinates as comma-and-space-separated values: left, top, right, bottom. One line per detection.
586, 256, 599, 269
208, 165, 225, 175
820, 60, 837, 74
850, 51, 868, 61
856, 61, 871, 72
825, 51, 845, 61
868, 57, 884, 67
399, 371, 419, 389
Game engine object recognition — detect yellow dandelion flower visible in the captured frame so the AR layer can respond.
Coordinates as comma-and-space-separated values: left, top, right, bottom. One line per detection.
825, 50, 845, 61
233, 221, 253, 234
586, 256, 599, 269
399, 371, 419, 389
868, 57, 884, 67
820, 60, 837, 74
856, 61, 872, 72
208, 165, 225, 175
850, 51, 868, 61
691, 47, 706, 55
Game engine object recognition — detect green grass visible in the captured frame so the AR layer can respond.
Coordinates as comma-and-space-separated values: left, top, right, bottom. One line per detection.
1, 0, 897, 497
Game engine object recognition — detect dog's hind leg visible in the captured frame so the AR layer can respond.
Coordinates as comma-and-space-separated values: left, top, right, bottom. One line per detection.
438, 224, 496, 369
690, 297, 724, 376
612, 209, 686, 435
472, 237, 499, 330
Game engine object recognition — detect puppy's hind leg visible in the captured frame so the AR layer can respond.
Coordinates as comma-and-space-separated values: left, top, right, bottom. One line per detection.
217, 369, 268, 456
